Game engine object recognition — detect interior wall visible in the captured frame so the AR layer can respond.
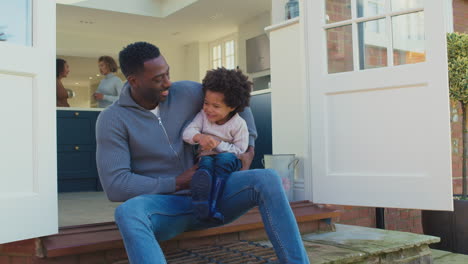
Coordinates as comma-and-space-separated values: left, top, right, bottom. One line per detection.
183, 42, 201, 82
67, 85, 91, 108
198, 42, 209, 82
238, 11, 271, 76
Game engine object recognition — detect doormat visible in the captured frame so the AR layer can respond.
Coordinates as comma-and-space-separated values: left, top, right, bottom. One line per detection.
166, 241, 279, 264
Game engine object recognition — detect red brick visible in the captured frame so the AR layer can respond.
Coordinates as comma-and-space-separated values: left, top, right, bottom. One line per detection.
1, 239, 37, 256
10, 256, 31, 264
358, 208, 371, 218
400, 211, 410, 219
409, 210, 421, 218
0, 256, 10, 264
239, 228, 268, 241
78, 253, 105, 264
32, 255, 79, 264
104, 249, 128, 263
355, 218, 374, 228
338, 209, 360, 221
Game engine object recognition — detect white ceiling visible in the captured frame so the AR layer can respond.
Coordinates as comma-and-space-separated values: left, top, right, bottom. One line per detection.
57, 0, 271, 88
57, 0, 271, 57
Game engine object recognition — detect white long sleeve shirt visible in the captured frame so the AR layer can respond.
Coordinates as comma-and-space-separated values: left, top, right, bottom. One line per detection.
183, 110, 249, 155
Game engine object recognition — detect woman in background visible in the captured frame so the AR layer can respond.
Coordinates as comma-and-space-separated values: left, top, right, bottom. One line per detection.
94, 56, 123, 108
56, 58, 70, 107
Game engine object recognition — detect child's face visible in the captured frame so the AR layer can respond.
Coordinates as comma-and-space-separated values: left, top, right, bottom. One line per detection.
203, 90, 235, 125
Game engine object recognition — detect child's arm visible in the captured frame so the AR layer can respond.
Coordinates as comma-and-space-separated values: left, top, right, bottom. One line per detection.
182, 111, 204, 144
215, 118, 249, 155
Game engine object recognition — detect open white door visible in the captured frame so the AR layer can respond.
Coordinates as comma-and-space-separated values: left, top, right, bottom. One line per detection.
304, 0, 453, 210
0, 0, 58, 243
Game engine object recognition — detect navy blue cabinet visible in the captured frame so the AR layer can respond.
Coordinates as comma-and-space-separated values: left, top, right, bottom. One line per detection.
57, 110, 101, 192
250, 93, 272, 169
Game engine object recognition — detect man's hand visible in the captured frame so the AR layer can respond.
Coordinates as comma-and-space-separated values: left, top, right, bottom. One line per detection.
94, 92, 104, 101
239, 146, 255, 171
175, 165, 198, 191
194, 134, 220, 151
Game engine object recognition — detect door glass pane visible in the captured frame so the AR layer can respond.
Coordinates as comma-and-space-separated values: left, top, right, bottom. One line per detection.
357, 0, 386, 18
358, 19, 387, 69
392, 12, 425, 66
327, 25, 354, 73
0, 0, 32, 46
391, 0, 423, 11
326, 0, 352, 24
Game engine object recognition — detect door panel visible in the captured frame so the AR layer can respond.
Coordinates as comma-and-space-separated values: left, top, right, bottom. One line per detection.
0, 0, 57, 243
304, 0, 453, 210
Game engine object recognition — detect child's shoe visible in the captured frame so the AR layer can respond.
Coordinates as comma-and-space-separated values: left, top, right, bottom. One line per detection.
191, 169, 213, 220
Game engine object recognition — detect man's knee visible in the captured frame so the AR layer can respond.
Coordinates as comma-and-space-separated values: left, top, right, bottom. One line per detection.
114, 195, 151, 225
254, 169, 283, 190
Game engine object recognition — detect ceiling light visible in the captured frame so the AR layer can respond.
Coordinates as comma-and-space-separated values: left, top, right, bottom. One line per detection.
96, 74, 100, 77
209, 13, 224, 20
80, 20, 95, 24
89, 77, 93, 80
75, 82, 79, 85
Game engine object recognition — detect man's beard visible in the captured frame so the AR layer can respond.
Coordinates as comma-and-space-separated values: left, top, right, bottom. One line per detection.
142, 87, 164, 104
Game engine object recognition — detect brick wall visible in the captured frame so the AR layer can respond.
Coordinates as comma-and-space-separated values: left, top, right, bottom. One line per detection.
453, 0, 468, 33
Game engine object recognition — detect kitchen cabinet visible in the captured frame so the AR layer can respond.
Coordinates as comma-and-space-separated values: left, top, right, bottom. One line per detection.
57, 109, 102, 192
250, 93, 273, 169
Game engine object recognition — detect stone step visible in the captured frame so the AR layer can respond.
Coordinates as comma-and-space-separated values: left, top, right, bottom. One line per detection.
432, 249, 468, 263
256, 224, 440, 264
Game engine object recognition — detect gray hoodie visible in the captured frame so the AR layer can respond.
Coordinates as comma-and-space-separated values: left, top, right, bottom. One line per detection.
96, 81, 257, 202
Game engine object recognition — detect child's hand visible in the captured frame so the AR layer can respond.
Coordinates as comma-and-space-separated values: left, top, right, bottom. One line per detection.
195, 134, 220, 151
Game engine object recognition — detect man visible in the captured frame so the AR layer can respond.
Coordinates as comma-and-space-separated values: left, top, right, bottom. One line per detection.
96, 42, 309, 264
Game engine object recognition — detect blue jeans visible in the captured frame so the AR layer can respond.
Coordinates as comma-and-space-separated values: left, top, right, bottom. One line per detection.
115, 169, 310, 264
198, 152, 242, 180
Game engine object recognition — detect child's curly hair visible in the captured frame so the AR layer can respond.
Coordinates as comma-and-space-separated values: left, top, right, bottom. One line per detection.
202, 68, 252, 113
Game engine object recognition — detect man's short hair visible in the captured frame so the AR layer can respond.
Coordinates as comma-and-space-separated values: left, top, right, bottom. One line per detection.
119, 42, 161, 77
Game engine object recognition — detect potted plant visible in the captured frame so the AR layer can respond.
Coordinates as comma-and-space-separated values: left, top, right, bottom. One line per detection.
422, 32, 468, 254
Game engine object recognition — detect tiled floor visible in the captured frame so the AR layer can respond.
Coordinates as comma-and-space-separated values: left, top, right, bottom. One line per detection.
58, 191, 121, 227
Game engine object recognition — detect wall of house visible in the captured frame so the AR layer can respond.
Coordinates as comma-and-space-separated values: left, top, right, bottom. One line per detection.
453, 0, 468, 33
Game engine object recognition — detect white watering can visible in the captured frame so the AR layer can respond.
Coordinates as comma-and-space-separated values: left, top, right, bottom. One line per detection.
262, 154, 299, 201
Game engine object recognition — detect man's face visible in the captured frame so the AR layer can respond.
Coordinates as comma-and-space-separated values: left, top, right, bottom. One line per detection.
130, 55, 171, 105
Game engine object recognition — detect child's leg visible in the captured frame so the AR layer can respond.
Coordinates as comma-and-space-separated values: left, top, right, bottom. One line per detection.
191, 156, 215, 220
210, 153, 242, 223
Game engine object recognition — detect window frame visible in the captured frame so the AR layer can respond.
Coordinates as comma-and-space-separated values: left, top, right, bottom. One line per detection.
209, 33, 238, 69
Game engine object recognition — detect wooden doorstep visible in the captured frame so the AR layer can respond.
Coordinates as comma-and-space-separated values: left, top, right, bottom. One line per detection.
41, 201, 340, 258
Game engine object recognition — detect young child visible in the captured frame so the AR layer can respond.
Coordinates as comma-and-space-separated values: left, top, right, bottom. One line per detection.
183, 67, 252, 223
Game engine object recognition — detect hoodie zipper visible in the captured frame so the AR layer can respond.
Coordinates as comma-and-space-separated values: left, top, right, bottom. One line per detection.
157, 116, 183, 166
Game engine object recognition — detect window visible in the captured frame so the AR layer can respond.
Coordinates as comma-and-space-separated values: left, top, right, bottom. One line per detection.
325, 0, 426, 73
210, 35, 237, 69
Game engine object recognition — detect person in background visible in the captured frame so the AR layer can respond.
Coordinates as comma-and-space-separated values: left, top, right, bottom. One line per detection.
56, 58, 70, 107
94, 56, 123, 108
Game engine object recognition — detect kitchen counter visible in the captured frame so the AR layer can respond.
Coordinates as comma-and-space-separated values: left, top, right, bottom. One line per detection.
57, 107, 104, 112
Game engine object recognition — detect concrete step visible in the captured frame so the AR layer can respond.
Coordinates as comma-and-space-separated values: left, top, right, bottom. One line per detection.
432, 249, 468, 263
257, 224, 440, 263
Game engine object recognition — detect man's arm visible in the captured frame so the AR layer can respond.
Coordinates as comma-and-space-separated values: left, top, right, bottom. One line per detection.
102, 79, 123, 103
238, 107, 257, 170
96, 111, 177, 202
238, 107, 257, 147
